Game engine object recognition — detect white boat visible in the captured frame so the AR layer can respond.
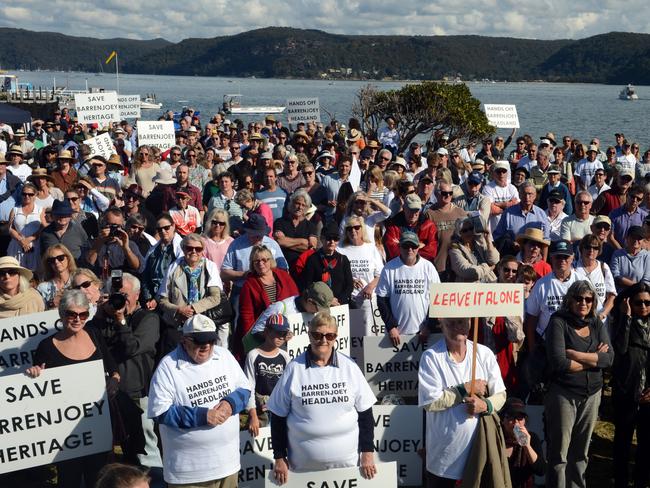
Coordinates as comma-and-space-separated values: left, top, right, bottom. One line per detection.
141, 96, 162, 109
619, 84, 639, 100
222, 94, 285, 115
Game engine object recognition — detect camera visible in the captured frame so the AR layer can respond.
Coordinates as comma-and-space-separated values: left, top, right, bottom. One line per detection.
108, 292, 127, 310
108, 224, 120, 238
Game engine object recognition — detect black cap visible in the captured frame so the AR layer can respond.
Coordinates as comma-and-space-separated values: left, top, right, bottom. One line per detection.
547, 189, 564, 201
550, 239, 573, 257
627, 225, 645, 240
502, 397, 527, 418
321, 220, 341, 241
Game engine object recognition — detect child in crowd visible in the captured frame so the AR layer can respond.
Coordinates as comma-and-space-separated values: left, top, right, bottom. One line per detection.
517, 264, 537, 299
244, 313, 292, 436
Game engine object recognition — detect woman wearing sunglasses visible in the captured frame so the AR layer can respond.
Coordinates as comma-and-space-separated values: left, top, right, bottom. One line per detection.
574, 234, 616, 324
611, 282, 650, 488
268, 311, 377, 485
37, 244, 77, 309
7, 181, 45, 269
545, 280, 613, 488
70, 268, 104, 319
0, 256, 45, 317
26, 289, 119, 488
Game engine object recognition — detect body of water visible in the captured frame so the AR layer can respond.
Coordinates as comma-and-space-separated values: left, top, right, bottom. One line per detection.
16, 70, 650, 150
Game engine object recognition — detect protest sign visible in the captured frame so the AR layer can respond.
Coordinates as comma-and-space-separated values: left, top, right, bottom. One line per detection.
373, 405, 422, 486
118, 94, 141, 119
265, 461, 397, 488
83, 132, 116, 160
484, 104, 520, 128
429, 283, 524, 318
286, 305, 350, 360
286, 97, 320, 124
137, 120, 176, 151
75, 91, 120, 124
349, 302, 385, 369
0, 360, 112, 473
240, 426, 275, 488
363, 334, 441, 398
0, 310, 61, 377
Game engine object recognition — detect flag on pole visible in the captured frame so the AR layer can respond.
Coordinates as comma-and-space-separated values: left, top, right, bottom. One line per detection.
105, 51, 117, 64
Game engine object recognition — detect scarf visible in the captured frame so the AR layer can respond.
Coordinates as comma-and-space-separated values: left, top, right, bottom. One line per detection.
182, 259, 204, 304
0, 288, 44, 318
320, 250, 338, 288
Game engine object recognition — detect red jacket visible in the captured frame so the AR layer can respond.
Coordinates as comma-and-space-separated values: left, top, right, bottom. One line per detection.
383, 212, 438, 262
235, 268, 299, 360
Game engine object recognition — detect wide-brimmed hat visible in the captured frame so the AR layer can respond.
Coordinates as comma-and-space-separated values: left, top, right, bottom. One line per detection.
542, 132, 557, 146
27, 168, 54, 183
347, 128, 362, 142
501, 397, 528, 418
107, 153, 123, 168
0, 153, 7, 164
243, 213, 271, 237
152, 168, 177, 185
316, 151, 334, 162
0, 256, 33, 281
264, 114, 276, 122
58, 149, 75, 161
515, 227, 550, 247
51, 199, 74, 217
14, 129, 26, 138
7, 145, 23, 157
182, 314, 217, 343
366, 140, 379, 149
249, 132, 265, 141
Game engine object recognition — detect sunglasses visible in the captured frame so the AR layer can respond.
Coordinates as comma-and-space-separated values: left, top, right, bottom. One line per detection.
440, 191, 453, 197
253, 257, 270, 264
64, 310, 90, 320
502, 267, 518, 274
582, 245, 600, 251
309, 331, 338, 341
495, 169, 508, 174
129, 225, 145, 232
595, 224, 611, 230
630, 195, 644, 202
211, 220, 226, 226
549, 199, 562, 204
460, 227, 473, 234
47, 254, 67, 264
401, 243, 419, 250
324, 235, 340, 241
67, 196, 80, 202
22, 192, 35, 197
574, 296, 594, 304
633, 299, 650, 307
72, 280, 93, 289
0, 269, 19, 277
576, 200, 591, 205
185, 245, 203, 253
270, 329, 289, 337
346, 225, 362, 231
157, 224, 173, 232
302, 171, 314, 176
189, 337, 216, 346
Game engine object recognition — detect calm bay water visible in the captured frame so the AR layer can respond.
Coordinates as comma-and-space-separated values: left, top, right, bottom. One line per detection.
18, 70, 650, 150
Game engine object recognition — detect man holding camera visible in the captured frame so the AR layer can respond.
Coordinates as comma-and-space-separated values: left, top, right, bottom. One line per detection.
89, 272, 162, 467
86, 207, 144, 275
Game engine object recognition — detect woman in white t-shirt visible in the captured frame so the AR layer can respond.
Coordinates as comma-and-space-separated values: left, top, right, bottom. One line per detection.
337, 216, 384, 334
418, 317, 507, 485
268, 312, 377, 484
574, 234, 616, 324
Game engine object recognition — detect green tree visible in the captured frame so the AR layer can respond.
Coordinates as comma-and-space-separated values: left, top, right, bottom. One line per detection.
352, 82, 494, 153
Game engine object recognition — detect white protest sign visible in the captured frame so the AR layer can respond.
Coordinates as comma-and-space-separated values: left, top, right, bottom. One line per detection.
286, 97, 320, 124
429, 283, 524, 319
239, 426, 275, 488
484, 104, 520, 128
363, 334, 441, 398
137, 120, 176, 151
349, 303, 386, 369
286, 305, 350, 360
0, 310, 61, 376
83, 132, 116, 160
0, 360, 112, 473
373, 405, 422, 486
118, 94, 141, 119
75, 91, 120, 124
265, 461, 397, 488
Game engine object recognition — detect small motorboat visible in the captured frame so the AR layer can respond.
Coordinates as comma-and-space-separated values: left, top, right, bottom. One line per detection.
222, 94, 285, 115
619, 84, 639, 100
141, 95, 162, 109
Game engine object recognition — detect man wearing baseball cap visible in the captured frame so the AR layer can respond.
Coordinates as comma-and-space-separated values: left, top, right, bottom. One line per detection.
149, 314, 251, 486
458, 171, 491, 226
383, 193, 438, 262
376, 231, 440, 346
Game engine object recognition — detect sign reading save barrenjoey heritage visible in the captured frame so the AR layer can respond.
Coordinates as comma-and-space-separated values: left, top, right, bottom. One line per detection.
74, 91, 120, 124
136, 120, 176, 151
0, 360, 112, 473
0, 311, 61, 377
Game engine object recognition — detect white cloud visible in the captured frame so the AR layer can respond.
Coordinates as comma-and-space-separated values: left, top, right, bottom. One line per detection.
0, 0, 649, 42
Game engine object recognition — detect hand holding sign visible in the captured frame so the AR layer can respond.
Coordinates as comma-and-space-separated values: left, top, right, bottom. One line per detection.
273, 457, 289, 485
360, 452, 376, 479
464, 395, 488, 416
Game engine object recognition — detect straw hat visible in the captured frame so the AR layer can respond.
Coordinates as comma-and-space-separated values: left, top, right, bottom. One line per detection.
515, 227, 550, 247
58, 150, 75, 161
0, 153, 6, 164
0, 256, 33, 281
7, 145, 23, 157
27, 168, 54, 183
107, 153, 123, 168
347, 128, 362, 142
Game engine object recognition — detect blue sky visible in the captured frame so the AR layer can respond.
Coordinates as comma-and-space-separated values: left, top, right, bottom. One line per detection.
1, 1, 648, 42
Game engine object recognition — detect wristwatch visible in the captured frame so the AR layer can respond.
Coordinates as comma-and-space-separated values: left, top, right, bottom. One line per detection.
118, 319, 127, 326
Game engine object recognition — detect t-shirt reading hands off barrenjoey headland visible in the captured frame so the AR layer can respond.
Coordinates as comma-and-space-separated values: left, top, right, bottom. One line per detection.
375, 256, 440, 335
267, 351, 376, 472
148, 345, 251, 485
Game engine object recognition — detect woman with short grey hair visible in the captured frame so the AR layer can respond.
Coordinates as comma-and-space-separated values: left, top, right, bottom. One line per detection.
545, 280, 613, 488
26, 288, 120, 488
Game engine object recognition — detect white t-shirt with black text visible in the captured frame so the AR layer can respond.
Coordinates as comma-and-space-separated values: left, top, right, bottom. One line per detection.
337, 243, 384, 299
526, 270, 578, 336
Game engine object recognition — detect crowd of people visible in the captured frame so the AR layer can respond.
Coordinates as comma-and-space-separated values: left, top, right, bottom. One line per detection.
0, 110, 649, 488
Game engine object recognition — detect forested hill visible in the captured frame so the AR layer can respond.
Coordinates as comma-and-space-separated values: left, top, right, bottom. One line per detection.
2, 27, 650, 84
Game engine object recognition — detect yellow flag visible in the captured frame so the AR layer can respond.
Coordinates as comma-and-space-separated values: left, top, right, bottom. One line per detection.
105, 51, 117, 64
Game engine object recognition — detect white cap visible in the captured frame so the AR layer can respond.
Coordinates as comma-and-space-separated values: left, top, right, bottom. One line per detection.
492, 160, 510, 171
436, 147, 449, 156
183, 314, 217, 341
